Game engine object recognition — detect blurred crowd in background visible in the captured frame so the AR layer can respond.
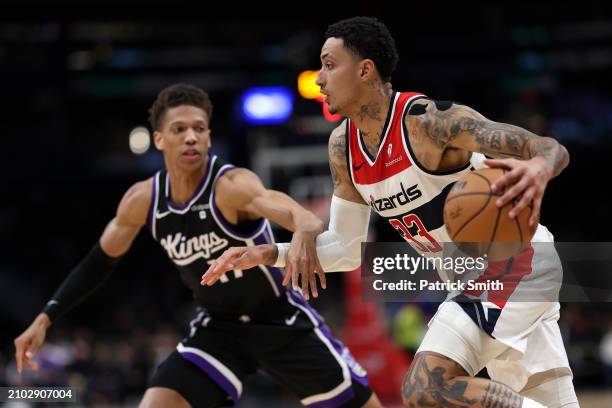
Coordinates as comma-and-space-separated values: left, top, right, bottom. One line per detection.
1, 2, 611, 406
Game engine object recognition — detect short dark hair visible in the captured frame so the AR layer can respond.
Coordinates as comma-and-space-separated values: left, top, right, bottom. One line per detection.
325, 16, 398, 82
148, 83, 213, 131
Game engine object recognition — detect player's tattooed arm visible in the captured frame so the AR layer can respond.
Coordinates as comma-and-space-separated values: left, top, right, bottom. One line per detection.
406, 99, 570, 225
401, 352, 522, 408
405, 99, 569, 177
328, 120, 366, 204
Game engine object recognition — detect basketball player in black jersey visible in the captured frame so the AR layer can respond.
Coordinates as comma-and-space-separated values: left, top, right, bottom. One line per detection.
14, 84, 381, 408
203, 17, 578, 408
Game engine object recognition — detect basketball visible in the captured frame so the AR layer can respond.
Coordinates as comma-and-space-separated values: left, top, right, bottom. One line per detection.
443, 168, 538, 261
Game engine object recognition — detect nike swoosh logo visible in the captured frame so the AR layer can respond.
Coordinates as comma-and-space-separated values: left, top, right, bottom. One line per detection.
352, 162, 366, 171
284, 311, 300, 326
156, 210, 172, 219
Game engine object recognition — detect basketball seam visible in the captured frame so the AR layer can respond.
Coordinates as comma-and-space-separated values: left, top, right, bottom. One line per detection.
445, 192, 502, 203
448, 192, 493, 241
515, 213, 523, 242
447, 170, 499, 241
486, 204, 503, 254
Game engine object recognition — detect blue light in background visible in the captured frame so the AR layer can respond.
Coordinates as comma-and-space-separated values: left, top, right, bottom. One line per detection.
241, 86, 294, 125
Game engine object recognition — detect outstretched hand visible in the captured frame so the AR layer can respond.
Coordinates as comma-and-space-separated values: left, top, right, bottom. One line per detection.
281, 232, 326, 300
201, 245, 276, 286
14, 313, 51, 374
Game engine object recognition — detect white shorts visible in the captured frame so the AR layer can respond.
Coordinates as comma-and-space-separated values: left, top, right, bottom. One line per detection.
417, 300, 572, 392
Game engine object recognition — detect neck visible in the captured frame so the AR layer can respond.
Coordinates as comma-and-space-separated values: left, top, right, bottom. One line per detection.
167, 156, 208, 206
349, 82, 393, 142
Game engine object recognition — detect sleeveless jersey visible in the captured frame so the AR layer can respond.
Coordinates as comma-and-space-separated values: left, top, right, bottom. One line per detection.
346, 92, 562, 345
146, 154, 287, 318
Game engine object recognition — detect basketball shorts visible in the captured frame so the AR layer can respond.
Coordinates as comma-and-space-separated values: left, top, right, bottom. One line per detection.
150, 308, 372, 408
417, 300, 572, 392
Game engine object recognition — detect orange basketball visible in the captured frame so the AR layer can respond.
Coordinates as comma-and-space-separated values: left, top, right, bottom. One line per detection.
443, 168, 538, 261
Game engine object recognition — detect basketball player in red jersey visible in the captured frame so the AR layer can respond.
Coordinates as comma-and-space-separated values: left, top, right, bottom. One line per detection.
203, 17, 577, 408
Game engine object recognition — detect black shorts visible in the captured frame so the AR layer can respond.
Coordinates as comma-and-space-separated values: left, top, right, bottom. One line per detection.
150, 304, 372, 408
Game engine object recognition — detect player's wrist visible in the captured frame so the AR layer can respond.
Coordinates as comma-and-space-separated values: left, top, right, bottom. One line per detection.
272, 243, 289, 267
294, 218, 325, 236
35, 313, 52, 329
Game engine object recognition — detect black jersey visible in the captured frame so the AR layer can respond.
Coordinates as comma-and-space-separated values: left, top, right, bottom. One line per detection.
146, 154, 287, 317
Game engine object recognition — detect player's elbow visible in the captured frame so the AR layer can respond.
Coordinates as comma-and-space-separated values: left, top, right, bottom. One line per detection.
559, 142, 570, 171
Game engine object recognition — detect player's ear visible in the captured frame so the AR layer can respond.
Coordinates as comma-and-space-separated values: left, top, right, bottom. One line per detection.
153, 131, 164, 150
358, 59, 375, 80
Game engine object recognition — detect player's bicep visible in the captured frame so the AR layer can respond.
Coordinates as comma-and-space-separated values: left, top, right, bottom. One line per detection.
408, 99, 534, 159
100, 179, 151, 257
216, 168, 268, 213
328, 123, 365, 204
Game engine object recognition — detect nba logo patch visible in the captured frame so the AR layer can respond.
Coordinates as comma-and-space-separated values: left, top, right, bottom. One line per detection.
387, 143, 393, 158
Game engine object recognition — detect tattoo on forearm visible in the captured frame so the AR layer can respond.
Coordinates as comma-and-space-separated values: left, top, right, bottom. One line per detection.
412, 101, 569, 175
402, 354, 523, 408
402, 355, 477, 408
527, 136, 568, 176
480, 382, 522, 408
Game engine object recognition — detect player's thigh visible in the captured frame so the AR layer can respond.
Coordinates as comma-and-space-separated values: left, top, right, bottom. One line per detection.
147, 349, 233, 408
260, 325, 373, 407
417, 301, 507, 376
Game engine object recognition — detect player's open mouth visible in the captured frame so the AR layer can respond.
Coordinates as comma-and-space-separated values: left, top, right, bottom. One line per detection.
182, 149, 201, 160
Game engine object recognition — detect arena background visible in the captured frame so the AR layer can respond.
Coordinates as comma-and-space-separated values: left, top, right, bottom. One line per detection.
1, 2, 611, 407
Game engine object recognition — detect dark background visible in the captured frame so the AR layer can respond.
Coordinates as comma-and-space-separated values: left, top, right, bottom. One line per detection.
1, 2, 611, 406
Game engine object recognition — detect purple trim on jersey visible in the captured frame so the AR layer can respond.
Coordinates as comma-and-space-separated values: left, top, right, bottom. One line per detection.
287, 290, 324, 326
179, 350, 240, 402
166, 154, 214, 211
146, 172, 159, 234
318, 325, 370, 388
253, 230, 285, 293
307, 387, 355, 408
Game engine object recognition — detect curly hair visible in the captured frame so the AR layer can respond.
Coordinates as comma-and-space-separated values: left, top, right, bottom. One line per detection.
148, 83, 213, 131
325, 16, 398, 82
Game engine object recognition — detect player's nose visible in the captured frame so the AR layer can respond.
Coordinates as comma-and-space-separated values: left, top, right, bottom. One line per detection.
184, 128, 197, 143
315, 71, 324, 87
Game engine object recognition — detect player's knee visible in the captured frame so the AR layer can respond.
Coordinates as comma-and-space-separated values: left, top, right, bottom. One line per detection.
139, 387, 191, 408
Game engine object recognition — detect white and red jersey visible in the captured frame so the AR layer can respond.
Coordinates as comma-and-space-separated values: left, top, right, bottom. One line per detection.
346, 91, 562, 348
347, 91, 484, 252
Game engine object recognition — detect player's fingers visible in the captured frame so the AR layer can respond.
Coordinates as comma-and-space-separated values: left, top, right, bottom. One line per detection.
496, 175, 528, 207
508, 187, 535, 218
530, 195, 542, 227
283, 252, 294, 287
14, 342, 25, 374
291, 259, 299, 291
483, 158, 513, 169
491, 165, 523, 194
309, 270, 318, 298
315, 262, 326, 290
282, 263, 291, 286
301, 270, 310, 300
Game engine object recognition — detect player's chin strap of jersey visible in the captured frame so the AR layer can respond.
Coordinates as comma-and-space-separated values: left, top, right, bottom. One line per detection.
273, 195, 370, 272
42, 242, 122, 323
